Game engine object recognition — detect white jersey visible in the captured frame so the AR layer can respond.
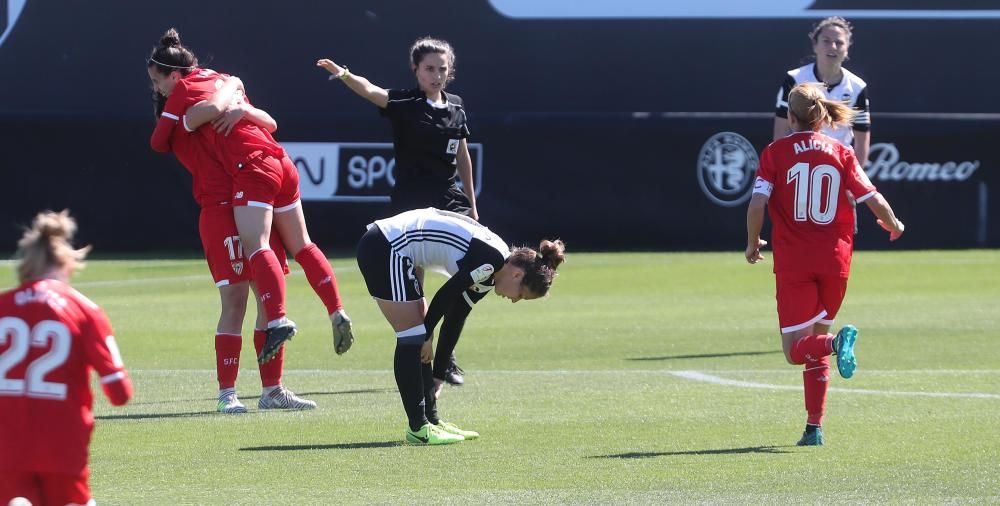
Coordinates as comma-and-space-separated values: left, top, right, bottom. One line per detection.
775, 63, 870, 148
372, 208, 510, 280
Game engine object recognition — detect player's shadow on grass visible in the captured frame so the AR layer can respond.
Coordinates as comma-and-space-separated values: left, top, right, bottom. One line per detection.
627, 351, 781, 361
96, 411, 218, 420
241, 388, 397, 402
590, 446, 793, 459
126, 388, 396, 406
239, 441, 403, 452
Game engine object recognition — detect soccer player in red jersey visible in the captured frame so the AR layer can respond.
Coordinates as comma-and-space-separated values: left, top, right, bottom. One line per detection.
147, 28, 354, 365
149, 80, 316, 413
746, 83, 905, 446
0, 210, 133, 506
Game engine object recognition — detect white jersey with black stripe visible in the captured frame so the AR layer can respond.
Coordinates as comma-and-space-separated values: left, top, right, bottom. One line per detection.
373, 208, 510, 277
775, 63, 870, 148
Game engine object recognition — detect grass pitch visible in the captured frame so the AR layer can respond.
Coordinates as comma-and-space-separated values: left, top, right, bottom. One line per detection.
8, 250, 997, 504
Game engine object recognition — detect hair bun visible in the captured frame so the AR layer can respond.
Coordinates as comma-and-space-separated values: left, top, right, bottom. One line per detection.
538, 239, 566, 270
34, 210, 76, 240
160, 28, 182, 48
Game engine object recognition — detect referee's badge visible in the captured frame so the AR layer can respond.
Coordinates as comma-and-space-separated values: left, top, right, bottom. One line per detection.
470, 264, 494, 283
446, 139, 460, 154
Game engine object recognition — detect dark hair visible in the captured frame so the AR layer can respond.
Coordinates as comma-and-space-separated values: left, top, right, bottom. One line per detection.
507, 239, 566, 297
148, 28, 198, 76
152, 91, 167, 121
810, 16, 853, 45
410, 37, 456, 83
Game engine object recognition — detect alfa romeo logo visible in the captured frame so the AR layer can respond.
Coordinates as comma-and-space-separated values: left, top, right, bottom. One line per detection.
0, 0, 27, 49
697, 132, 758, 207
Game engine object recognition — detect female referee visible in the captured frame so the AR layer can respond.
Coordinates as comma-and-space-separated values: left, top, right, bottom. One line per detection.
356, 208, 565, 444
318, 37, 477, 388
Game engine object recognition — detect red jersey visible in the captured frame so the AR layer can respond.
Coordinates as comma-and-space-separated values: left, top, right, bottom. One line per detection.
0, 279, 132, 475
754, 131, 877, 275
152, 68, 284, 176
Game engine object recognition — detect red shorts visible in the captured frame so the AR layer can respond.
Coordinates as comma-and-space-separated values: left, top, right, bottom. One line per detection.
232, 153, 301, 211
774, 271, 849, 333
0, 469, 92, 506
199, 206, 290, 287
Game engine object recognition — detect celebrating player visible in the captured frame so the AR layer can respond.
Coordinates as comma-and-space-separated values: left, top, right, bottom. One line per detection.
0, 210, 133, 506
356, 208, 565, 445
746, 83, 904, 446
148, 28, 354, 365
318, 37, 477, 388
147, 37, 316, 412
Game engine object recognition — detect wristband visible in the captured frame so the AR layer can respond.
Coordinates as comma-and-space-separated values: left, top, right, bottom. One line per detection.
328, 66, 350, 81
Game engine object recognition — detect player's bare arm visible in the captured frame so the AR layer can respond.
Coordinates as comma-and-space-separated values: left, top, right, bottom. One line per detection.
184, 76, 245, 130
316, 58, 389, 108
211, 103, 277, 136
745, 193, 769, 264
864, 193, 905, 241
456, 139, 479, 221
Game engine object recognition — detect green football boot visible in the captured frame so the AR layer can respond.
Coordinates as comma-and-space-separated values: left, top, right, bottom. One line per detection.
436, 421, 480, 440
406, 423, 464, 445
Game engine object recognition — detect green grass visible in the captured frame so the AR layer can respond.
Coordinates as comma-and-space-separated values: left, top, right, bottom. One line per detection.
6, 251, 998, 504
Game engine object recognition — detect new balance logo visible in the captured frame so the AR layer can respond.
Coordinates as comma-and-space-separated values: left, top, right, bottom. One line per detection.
235, 191, 244, 199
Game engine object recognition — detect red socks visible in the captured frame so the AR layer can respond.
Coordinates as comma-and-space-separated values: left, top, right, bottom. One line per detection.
803, 356, 831, 426
254, 328, 283, 388
249, 248, 286, 323
294, 243, 343, 314
789, 334, 834, 364
215, 333, 243, 389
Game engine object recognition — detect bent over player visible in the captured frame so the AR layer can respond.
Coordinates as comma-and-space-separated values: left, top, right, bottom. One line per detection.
356, 208, 564, 445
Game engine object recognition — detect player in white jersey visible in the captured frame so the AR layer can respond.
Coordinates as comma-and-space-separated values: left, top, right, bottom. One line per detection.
356, 208, 566, 445
774, 16, 871, 165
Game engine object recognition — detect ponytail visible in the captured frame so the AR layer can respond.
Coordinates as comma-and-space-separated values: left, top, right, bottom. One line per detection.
788, 83, 856, 131
16, 210, 91, 283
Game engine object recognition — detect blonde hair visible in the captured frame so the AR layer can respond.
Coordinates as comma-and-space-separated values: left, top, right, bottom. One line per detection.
16, 210, 91, 283
787, 83, 857, 132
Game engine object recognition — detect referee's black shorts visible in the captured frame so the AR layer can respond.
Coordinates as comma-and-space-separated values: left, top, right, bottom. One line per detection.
356, 225, 424, 302
390, 181, 471, 217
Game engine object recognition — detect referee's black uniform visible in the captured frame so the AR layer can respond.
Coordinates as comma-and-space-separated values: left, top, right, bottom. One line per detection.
379, 88, 473, 217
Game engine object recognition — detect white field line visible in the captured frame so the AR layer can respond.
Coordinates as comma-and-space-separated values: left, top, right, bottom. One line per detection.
129, 369, 1000, 399
72, 265, 358, 288
130, 368, 1000, 375
670, 371, 1000, 400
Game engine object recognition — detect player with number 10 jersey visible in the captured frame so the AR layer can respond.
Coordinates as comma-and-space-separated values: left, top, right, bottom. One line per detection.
754, 129, 876, 276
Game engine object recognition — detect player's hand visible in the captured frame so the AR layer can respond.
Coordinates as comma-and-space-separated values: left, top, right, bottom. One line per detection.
433, 378, 445, 400
420, 338, 434, 364
877, 219, 905, 241
745, 239, 767, 264
211, 103, 247, 136
316, 58, 344, 76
